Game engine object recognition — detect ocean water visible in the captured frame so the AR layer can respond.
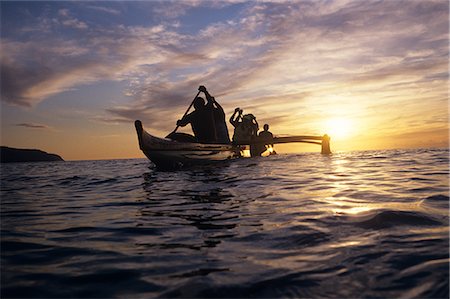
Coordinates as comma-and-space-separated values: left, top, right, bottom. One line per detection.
1, 148, 449, 298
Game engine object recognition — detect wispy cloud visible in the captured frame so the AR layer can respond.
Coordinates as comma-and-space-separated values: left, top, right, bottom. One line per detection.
0, 23, 177, 106
15, 122, 52, 130
1, 0, 448, 138
58, 8, 88, 29
85, 5, 121, 16
121, 0, 447, 135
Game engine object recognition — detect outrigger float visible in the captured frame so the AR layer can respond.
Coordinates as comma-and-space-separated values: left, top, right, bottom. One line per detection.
135, 120, 331, 169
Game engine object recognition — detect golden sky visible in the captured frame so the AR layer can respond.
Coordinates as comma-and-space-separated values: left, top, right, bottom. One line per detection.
1, 1, 448, 160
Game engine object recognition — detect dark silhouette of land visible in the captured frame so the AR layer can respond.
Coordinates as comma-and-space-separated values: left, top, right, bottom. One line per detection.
0, 146, 64, 163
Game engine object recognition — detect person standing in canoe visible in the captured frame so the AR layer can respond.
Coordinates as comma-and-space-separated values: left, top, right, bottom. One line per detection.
176, 86, 230, 144
229, 108, 259, 144
229, 108, 244, 143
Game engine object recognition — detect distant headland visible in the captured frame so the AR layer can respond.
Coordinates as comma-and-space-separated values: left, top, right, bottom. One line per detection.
0, 146, 64, 163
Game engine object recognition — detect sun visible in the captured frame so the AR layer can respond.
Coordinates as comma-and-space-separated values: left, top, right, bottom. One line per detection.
324, 118, 352, 140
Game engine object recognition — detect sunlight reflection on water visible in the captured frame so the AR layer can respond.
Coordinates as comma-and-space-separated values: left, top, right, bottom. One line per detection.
1, 148, 448, 298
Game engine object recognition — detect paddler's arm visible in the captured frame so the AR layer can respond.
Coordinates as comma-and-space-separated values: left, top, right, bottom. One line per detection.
229, 107, 241, 127
198, 85, 214, 106
176, 113, 192, 127
211, 97, 225, 117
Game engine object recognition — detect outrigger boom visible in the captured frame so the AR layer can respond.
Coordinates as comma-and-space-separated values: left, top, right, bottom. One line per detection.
233, 135, 331, 155
269, 135, 331, 155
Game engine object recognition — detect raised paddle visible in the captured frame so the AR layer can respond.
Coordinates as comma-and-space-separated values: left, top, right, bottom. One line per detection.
166, 90, 201, 139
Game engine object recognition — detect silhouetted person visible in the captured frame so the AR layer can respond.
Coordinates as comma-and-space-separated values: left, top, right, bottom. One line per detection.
229, 107, 243, 143
229, 108, 243, 127
259, 124, 277, 155
176, 86, 230, 144
259, 124, 273, 145
247, 114, 259, 138
244, 113, 259, 142
229, 109, 258, 144
177, 86, 217, 143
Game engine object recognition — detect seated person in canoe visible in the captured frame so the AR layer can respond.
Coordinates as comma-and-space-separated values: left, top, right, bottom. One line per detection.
176, 86, 230, 144
258, 124, 277, 155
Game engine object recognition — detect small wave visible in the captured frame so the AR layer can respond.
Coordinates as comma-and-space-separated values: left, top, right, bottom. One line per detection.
423, 194, 449, 202
409, 177, 436, 181
410, 186, 440, 193
50, 226, 100, 233
272, 229, 330, 250
56, 175, 86, 185
2, 240, 50, 252
86, 178, 118, 186
50, 226, 161, 237
1, 149, 448, 298
170, 267, 229, 278
161, 271, 319, 298
2, 268, 162, 298
350, 210, 441, 230
92, 201, 148, 208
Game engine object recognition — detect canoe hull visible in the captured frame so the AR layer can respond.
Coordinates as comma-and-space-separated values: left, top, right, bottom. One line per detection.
135, 120, 240, 168
141, 149, 239, 169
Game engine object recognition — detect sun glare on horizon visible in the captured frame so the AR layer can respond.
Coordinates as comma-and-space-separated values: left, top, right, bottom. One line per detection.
324, 118, 353, 140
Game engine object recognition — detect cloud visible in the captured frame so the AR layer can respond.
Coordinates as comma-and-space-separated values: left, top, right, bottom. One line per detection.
15, 123, 52, 130
1, 0, 448, 137
58, 8, 88, 29
104, 0, 447, 135
85, 5, 121, 15
1, 44, 117, 106
0, 23, 178, 106
149, 0, 245, 19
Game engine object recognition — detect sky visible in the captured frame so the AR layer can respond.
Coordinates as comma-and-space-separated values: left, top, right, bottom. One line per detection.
1, 0, 448, 160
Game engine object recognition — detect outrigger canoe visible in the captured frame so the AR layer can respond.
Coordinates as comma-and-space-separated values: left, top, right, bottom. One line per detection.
135, 120, 331, 169
135, 120, 241, 169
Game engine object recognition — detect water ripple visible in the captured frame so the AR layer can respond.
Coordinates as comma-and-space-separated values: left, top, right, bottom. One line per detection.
1, 150, 448, 298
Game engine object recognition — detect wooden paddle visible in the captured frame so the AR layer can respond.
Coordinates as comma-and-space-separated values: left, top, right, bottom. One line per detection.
166, 90, 201, 139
